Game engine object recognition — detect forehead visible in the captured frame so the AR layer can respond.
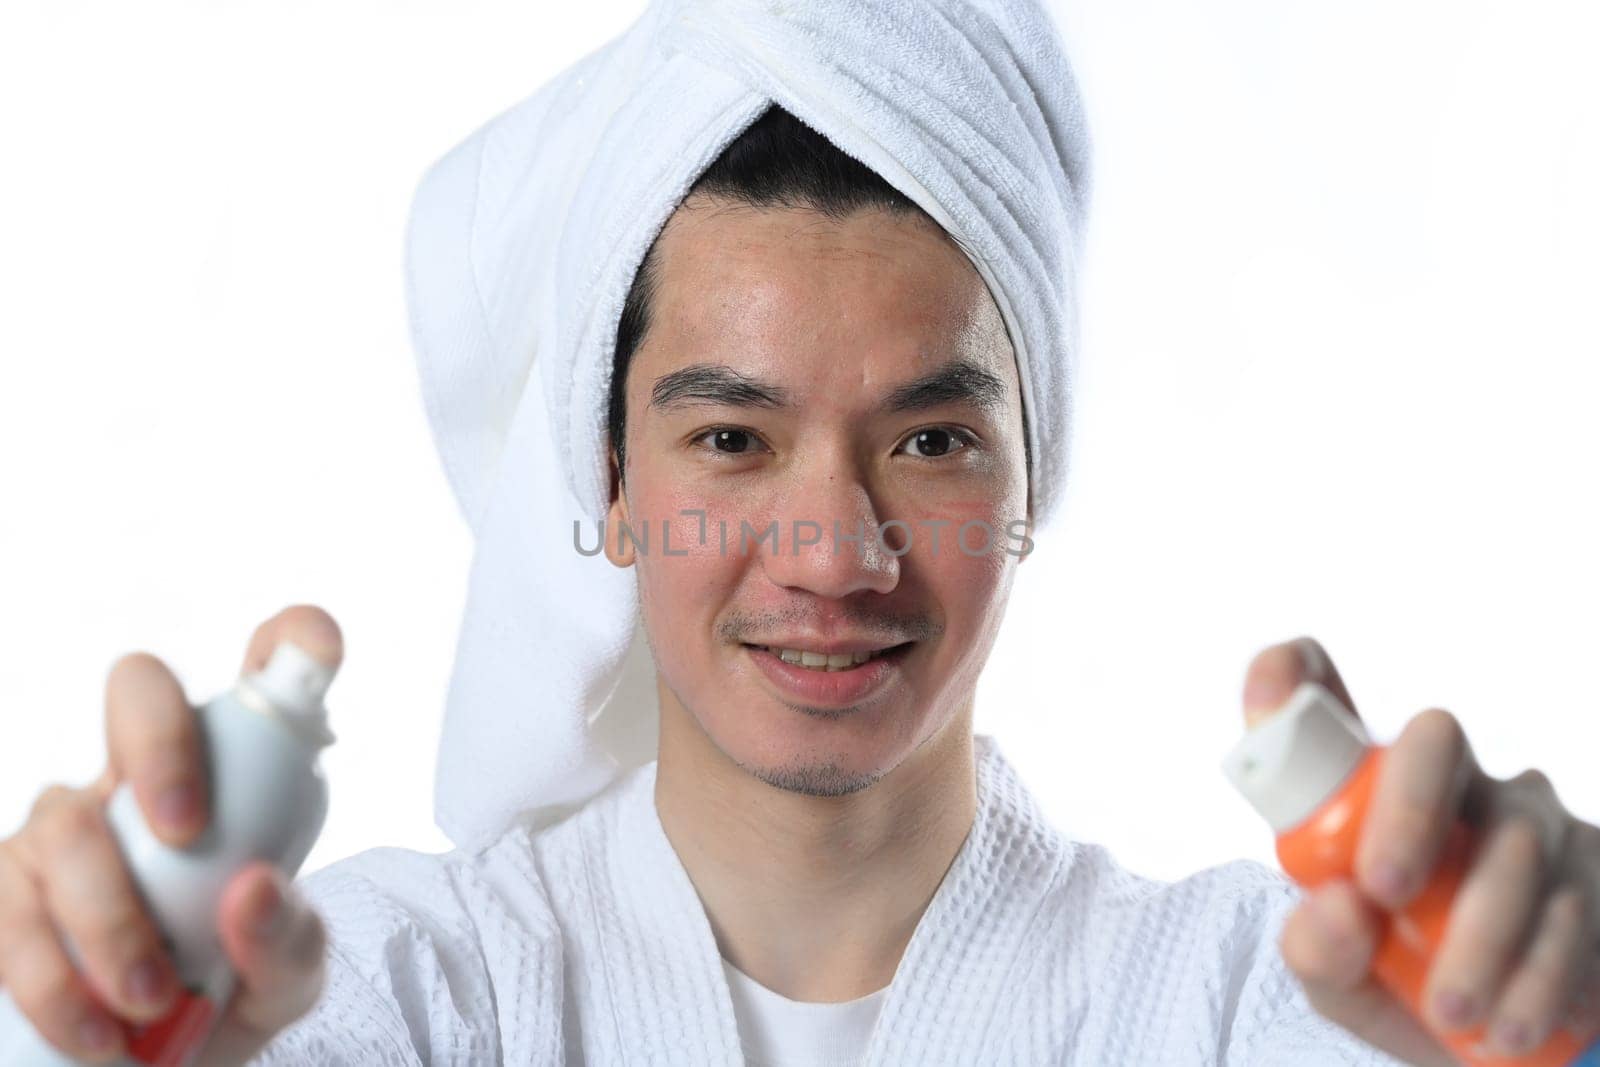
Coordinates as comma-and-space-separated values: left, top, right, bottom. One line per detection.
633, 199, 1015, 390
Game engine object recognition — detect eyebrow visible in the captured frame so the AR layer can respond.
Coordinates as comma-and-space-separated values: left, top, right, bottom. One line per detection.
649, 358, 1007, 416
878, 359, 1007, 415
650, 364, 792, 411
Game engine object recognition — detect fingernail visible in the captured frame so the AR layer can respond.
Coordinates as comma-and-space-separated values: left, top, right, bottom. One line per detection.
1368, 860, 1412, 904
1433, 989, 1476, 1029
252, 878, 286, 941
78, 1011, 119, 1052
1243, 674, 1293, 714
126, 955, 170, 1007
156, 782, 200, 829
1490, 1019, 1532, 1054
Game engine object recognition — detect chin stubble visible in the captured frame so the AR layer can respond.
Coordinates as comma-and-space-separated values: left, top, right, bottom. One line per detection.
744, 755, 885, 798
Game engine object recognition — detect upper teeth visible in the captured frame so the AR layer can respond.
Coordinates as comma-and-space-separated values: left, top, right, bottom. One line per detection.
765, 647, 883, 670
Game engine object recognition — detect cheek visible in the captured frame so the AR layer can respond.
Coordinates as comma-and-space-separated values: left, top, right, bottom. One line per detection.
894, 495, 1020, 655
893, 488, 1022, 573
628, 484, 748, 664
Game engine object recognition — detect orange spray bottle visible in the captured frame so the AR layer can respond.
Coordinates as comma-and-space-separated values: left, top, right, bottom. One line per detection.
1222, 681, 1600, 1066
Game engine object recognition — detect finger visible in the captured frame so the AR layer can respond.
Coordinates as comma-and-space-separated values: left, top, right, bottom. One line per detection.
240, 604, 344, 678
1241, 636, 1358, 727
25, 786, 180, 1024
1559, 822, 1600, 1044
1476, 769, 1572, 878
1563, 947, 1600, 1043
1282, 881, 1380, 990
1355, 707, 1482, 910
0, 842, 126, 1062
1423, 815, 1546, 1034
1280, 880, 1457, 1067
1484, 884, 1592, 1056
104, 652, 207, 846
204, 864, 326, 1062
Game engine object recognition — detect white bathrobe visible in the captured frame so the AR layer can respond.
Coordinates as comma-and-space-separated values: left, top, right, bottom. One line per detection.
251, 734, 1407, 1066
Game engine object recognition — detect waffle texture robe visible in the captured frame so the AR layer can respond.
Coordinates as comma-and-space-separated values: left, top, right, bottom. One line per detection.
253, 734, 1406, 1065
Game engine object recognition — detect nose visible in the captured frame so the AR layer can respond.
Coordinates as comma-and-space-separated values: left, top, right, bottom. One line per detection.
753, 465, 901, 599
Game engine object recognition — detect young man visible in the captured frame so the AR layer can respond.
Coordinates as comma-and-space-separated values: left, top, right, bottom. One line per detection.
3, 3, 1597, 1066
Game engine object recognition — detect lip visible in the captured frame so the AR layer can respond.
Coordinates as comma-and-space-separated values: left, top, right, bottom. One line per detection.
744, 642, 912, 709
744, 636, 903, 656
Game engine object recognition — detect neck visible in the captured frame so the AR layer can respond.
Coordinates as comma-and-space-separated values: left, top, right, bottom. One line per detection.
653, 685, 978, 1004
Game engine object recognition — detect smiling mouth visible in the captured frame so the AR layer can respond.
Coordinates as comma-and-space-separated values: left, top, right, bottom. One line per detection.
741, 642, 915, 672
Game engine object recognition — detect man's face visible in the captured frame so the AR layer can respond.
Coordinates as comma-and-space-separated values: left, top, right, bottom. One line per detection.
606, 196, 1030, 795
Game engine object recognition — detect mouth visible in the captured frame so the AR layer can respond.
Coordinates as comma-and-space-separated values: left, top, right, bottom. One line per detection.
740, 642, 915, 672
740, 641, 916, 710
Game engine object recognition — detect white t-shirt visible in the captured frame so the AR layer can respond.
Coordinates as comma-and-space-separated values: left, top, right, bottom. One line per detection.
720, 957, 889, 1067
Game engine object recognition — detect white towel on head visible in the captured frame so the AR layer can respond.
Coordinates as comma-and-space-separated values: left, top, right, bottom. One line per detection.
406, 0, 1092, 851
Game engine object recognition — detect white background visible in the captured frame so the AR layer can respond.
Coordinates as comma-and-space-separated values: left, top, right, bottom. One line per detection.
1, 1, 1595, 883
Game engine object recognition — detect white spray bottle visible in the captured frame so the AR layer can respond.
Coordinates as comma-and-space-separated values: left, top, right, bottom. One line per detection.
0, 640, 336, 1066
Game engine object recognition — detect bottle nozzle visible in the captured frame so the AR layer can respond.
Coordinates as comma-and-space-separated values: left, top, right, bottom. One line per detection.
1221, 681, 1372, 832
241, 641, 337, 746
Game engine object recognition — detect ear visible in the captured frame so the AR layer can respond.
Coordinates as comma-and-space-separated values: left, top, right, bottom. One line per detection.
603, 448, 636, 569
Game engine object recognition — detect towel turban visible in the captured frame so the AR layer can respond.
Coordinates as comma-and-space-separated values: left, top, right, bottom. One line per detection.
405, 0, 1091, 850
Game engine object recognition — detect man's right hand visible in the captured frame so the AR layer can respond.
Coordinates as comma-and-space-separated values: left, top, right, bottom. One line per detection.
0, 605, 339, 1065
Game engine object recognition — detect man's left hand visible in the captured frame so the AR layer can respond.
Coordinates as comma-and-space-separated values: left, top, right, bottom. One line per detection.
1246, 637, 1600, 1065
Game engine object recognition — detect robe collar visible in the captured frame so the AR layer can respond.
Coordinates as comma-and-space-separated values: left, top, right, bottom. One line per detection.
578, 732, 1078, 1064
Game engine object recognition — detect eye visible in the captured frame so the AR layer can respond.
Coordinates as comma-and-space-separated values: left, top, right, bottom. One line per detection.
691, 427, 768, 455
896, 426, 974, 459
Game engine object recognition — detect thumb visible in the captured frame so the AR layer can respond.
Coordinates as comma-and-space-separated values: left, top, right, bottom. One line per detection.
1282, 880, 1457, 1066
203, 863, 327, 1063
1242, 636, 1361, 728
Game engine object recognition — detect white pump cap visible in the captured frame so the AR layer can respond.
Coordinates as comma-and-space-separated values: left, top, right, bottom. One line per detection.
1220, 681, 1372, 832
240, 640, 337, 747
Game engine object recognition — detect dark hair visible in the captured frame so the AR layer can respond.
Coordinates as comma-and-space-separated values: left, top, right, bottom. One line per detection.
606, 104, 1012, 488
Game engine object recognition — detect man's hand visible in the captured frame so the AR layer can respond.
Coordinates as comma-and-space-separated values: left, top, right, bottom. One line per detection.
1247, 638, 1600, 1065
0, 605, 338, 1065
